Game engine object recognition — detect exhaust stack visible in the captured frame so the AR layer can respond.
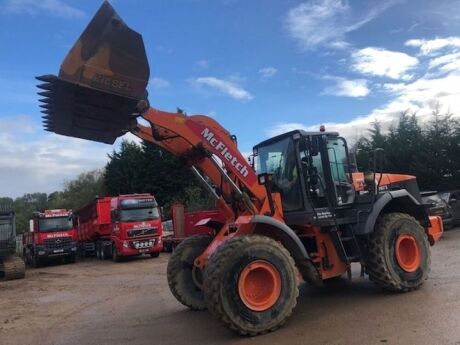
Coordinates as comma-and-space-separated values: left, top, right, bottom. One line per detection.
36, 1, 150, 144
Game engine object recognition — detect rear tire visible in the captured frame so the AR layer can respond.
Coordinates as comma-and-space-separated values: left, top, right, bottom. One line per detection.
100, 245, 106, 260
96, 243, 102, 260
365, 212, 430, 292
167, 234, 212, 310
204, 235, 298, 336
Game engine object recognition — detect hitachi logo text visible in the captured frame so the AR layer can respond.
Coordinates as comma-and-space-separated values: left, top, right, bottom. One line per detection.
201, 128, 249, 178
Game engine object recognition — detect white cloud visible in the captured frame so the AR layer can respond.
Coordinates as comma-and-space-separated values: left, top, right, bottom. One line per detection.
259, 67, 278, 79
352, 47, 419, 80
322, 76, 370, 97
267, 37, 460, 143
193, 77, 253, 100
0, 115, 140, 198
3, 0, 85, 18
428, 52, 460, 73
266, 115, 385, 144
284, 0, 399, 50
149, 77, 170, 89
405, 37, 460, 56
0, 114, 37, 134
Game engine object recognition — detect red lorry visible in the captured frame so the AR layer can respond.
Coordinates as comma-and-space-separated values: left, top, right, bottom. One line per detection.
23, 209, 77, 267
75, 194, 163, 261
163, 204, 226, 252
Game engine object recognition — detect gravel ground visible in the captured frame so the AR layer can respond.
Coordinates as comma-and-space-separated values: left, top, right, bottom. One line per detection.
1, 228, 460, 345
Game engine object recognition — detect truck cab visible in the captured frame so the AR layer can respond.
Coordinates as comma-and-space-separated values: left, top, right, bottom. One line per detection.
110, 194, 163, 259
23, 209, 77, 267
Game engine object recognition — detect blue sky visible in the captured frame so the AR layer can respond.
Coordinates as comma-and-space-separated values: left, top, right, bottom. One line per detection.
1, 0, 460, 197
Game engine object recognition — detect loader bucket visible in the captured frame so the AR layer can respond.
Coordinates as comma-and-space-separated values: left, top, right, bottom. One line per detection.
36, 1, 150, 144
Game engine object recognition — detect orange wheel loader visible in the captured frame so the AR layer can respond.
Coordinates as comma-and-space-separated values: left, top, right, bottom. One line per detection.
36, 2, 443, 336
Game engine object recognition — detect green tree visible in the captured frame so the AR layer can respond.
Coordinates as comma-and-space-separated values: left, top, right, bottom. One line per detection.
356, 109, 460, 192
104, 140, 145, 195
104, 140, 213, 217
56, 170, 106, 211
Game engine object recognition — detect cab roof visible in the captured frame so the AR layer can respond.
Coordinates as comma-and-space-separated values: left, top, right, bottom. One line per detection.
253, 129, 339, 150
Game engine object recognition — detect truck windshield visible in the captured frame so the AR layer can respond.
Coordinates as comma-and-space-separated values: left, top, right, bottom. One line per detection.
120, 207, 160, 222
38, 217, 73, 232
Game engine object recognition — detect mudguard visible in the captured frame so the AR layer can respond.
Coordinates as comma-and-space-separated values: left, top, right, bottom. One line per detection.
357, 190, 430, 235
236, 215, 309, 261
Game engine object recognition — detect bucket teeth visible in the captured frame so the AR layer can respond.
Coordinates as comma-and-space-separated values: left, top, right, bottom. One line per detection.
37, 83, 54, 91
36, 75, 57, 82
35, 74, 140, 144
38, 91, 53, 97
38, 98, 52, 104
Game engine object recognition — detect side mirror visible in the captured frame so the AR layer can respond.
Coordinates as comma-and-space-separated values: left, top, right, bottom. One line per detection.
29, 219, 34, 233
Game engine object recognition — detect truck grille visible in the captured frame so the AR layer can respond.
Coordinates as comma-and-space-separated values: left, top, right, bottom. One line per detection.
44, 237, 73, 250
127, 228, 157, 238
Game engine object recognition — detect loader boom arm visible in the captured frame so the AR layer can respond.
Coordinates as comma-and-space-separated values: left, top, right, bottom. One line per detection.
134, 107, 269, 218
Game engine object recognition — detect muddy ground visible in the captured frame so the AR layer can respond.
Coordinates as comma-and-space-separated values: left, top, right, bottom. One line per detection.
1, 229, 460, 345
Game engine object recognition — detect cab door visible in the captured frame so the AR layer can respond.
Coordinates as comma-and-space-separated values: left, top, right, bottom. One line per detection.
322, 136, 355, 207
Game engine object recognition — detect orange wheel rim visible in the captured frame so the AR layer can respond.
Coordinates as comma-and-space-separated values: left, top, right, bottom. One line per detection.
238, 260, 281, 312
395, 234, 421, 272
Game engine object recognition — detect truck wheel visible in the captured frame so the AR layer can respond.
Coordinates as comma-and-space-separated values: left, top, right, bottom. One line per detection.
96, 243, 102, 260
150, 252, 160, 258
112, 244, 121, 262
68, 254, 77, 264
365, 212, 431, 292
22, 249, 31, 266
167, 234, 212, 310
100, 245, 106, 260
32, 255, 41, 268
203, 235, 298, 336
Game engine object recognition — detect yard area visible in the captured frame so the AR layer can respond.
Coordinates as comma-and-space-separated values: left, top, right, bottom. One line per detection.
1, 229, 460, 345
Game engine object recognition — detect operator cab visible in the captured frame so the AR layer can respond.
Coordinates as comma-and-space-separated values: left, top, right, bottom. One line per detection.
253, 130, 355, 225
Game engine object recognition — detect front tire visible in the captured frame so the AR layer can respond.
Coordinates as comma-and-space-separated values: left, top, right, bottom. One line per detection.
204, 235, 298, 336
167, 234, 212, 310
365, 212, 431, 292
31, 254, 41, 268
112, 244, 121, 262
150, 251, 160, 258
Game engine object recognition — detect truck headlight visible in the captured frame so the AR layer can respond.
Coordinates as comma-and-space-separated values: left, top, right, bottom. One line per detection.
123, 240, 129, 248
